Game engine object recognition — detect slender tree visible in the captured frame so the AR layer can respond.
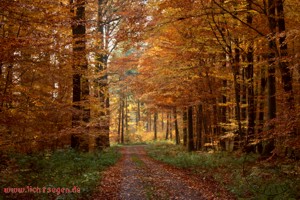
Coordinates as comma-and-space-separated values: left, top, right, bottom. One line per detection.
187, 106, 195, 152
174, 108, 180, 145
245, 0, 255, 151
154, 112, 158, 140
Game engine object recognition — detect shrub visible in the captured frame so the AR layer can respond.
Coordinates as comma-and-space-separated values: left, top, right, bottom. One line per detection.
0, 147, 120, 199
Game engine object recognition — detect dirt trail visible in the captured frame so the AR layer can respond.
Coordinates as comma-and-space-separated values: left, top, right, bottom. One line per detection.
94, 146, 235, 200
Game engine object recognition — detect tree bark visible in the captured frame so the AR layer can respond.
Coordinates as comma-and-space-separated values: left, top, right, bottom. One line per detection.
276, 0, 294, 106
121, 98, 125, 144
125, 95, 129, 132
154, 112, 158, 140
233, 47, 243, 144
263, 0, 277, 156
136, 100, 140, 128
196, 104, 203, 150
187, 106, 195, 152
161, 112, 164, 131
221, 53, 227, 124
170, 112, 173, 140
117, 99, 122, 143
241, 67, 247, 121
174, 108, 180, 145
71, 0, 88, 151
165, 113, 169, 140
148, 113, 151, 132
257, 58, 267, 154
245, 0, 256, 151
95, 0, 110, 149
183, 110, 188, 146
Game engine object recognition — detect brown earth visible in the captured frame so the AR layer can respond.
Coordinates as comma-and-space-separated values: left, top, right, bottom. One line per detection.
93, 145, 236, 200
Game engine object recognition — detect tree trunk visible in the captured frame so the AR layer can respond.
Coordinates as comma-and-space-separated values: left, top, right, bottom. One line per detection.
233, 47, 243, 145
174, 108, 180, 145
125, 95, 129, 133
161, 112, 164, 131
183, 110, 188, 146
241, 67, 247, 121
245, 46, 255, 150
165, 113, 169, 140
71, 0, 88, 151
276, 0, 294, 106
263, 0, 277, 156
121, 98, 125, 144
221, 53, 227, 124
245, 0, 256, 152
136, 100, 140, 128
257, 58, 267, 154
154, 112, 158, 140
170, 112, 173, 140
148, 113, 151, 132
196, 104, 203, 150
95, 0, 110, 149
187, 106, 195, 152
117, 99, 122, 143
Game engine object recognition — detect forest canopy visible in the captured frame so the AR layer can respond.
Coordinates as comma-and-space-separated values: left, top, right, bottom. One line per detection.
0, 0, 299, 157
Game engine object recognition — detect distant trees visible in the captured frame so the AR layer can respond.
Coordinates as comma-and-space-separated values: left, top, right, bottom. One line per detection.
110, 0, 300, 157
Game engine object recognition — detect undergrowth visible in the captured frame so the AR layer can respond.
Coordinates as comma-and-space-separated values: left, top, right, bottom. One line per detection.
0, 147, 120, 200
146, 142, 300, 200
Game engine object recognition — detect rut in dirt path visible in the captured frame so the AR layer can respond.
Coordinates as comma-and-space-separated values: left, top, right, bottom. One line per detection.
94, 146, 235, 200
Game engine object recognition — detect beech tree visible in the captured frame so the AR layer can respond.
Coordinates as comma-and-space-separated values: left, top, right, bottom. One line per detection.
70, 0, 90, 151
1, 0, 298, 157
0, 0, 74, 153
110, 0, 299, 156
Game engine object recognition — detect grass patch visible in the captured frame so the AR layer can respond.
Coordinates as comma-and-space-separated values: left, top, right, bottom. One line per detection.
131, 155, 145, 167
146, 142, 300, 200
0, 147, 120, 200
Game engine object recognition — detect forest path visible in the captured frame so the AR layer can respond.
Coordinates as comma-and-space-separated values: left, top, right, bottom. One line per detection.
94, 145, 235, 200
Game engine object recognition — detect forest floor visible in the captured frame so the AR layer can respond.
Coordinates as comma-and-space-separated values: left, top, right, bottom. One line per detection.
93, 145, 236, 200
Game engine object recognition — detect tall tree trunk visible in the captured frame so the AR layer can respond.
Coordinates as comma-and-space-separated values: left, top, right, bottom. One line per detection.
233, 47, 243, 145
245, 0, 256, 151
221, 53, 227, 124
183, 110, 188, 146
71, 0, 88, 151
196, 104, 203, 150
154, 112, 158, 140
203, 107, 209, 147
170, 112, 173, 140
174, 108, 180, 145
276, 0, 293, 106
2, 65, 13, 109
136, 100, 140, 128
241, 68, 247, 121
95, 0, 110, 149
165, 113, 169, 140
263, 0, 277, 156
245, 46, 255, 150
161, 112, 164, 131
267, 0, 277, 123
121, 98, 125, 144
148, 113, 152, 132
125, 95, 129, 133
276, 0, 296, 157
187, 106, 195, 152
257, 59, 267, 154
117, 98, 122, 143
